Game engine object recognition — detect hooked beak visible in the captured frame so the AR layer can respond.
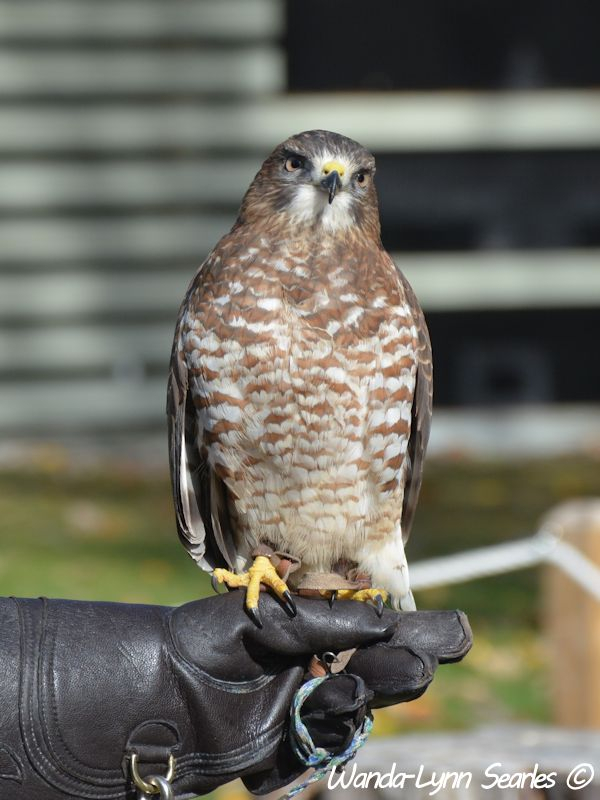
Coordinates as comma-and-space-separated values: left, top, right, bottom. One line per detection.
320, 161, 346, 204
321, 170, 342, 204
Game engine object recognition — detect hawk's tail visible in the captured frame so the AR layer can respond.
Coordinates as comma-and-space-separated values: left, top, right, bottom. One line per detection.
357, 526, 417, 612
392, 587, 417, 612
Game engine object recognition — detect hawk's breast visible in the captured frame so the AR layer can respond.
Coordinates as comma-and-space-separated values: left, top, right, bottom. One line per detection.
182, 244, 418, 565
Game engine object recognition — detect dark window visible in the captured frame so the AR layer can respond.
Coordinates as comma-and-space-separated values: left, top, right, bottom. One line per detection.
428, 308, 600, 406
287, 0, 600, 91
375, 150, 600, 252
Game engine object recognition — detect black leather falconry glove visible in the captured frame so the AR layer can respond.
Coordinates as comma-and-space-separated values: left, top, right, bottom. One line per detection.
0, 592, 471, 800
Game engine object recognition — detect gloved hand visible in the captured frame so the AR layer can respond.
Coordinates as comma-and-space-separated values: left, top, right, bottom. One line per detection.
242, 602, 472, 793
0, 592, 471, 800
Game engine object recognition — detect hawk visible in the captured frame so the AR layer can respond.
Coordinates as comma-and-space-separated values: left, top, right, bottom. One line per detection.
168, 130, 432, 624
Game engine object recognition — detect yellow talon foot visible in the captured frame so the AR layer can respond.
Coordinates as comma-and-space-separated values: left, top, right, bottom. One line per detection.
212, 555, 296, 627
212, 568, 250, 590
330, 587, 389, 616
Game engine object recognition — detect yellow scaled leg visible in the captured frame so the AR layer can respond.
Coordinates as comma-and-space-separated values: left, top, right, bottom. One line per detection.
321, 587, 389, 617
212, 555, 296, 627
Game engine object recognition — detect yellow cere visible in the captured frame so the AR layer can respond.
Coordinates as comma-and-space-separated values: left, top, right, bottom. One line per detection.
321, 160, 346, 177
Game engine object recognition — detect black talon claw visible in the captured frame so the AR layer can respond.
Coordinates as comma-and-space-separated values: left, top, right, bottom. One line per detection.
283, 590, 297, 616
248, 606, 263, 629
328, 590, 337, 608
375, 594, 385, 617
211, 574, 220, 594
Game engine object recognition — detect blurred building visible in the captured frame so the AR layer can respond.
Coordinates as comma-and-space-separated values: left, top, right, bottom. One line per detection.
1, 0, 599, 458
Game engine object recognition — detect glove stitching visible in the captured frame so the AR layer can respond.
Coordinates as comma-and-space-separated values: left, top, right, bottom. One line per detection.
46, 609, 123, 780
162, 726, 286, 775
16, 599, 123, 799
167, 612, 281, 692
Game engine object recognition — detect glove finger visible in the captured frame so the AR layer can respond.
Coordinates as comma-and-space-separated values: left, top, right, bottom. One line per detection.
301, 674, 371, 754
348, 645, 438, 708
171, 593, 395, 681
382, 610, 472, 663
249, 594, 397, 656
346, 610, 472, 708
303, 673, 373, 718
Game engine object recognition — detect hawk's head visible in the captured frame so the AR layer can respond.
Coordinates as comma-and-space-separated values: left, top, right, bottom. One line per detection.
239, 130, 380, 238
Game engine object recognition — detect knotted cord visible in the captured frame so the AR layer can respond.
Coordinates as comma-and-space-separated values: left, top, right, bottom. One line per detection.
279, 674, 373, 800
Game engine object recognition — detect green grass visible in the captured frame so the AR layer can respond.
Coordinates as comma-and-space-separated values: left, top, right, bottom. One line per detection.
1, 452, 599, 743
0, 462, 211, 605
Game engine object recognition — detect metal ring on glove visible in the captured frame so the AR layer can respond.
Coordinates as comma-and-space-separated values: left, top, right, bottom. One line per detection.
130, 753, 176, 796
140, 775, 174, 800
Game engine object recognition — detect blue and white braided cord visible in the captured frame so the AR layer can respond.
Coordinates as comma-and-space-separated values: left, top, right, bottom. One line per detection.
279, 675, 373, 800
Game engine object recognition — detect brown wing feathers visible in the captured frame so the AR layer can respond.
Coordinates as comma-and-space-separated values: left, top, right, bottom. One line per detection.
167, 264, 237, 572
397, 271, 433, 542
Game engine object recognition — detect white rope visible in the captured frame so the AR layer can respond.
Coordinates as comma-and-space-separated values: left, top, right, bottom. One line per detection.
538, 531, 600, 603
409, 531, 600, 603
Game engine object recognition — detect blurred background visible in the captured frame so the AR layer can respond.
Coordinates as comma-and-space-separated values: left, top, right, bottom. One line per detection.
1, 1, 600, 796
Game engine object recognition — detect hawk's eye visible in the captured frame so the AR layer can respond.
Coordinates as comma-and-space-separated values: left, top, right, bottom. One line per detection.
285, 156, 304, 172
355, 172, 370, 187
